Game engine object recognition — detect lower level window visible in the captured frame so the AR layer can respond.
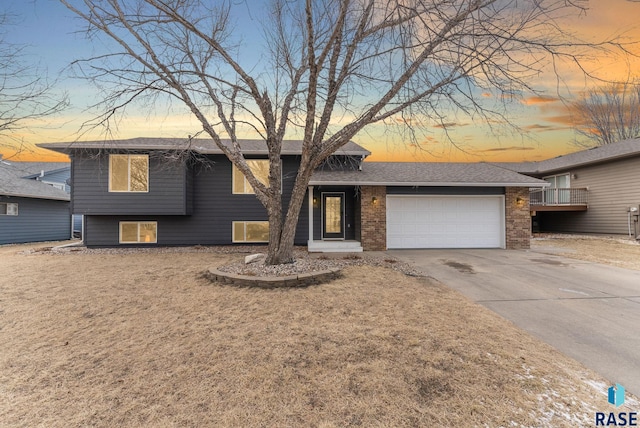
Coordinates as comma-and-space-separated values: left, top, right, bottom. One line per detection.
0, 203, 18, 216
232, 221, 269, 243
120, 222, 157, 243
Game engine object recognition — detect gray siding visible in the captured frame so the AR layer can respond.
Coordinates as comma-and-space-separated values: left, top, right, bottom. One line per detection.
83, 155, 309, 246
537, 156, 640, 235
71, 151, 190, 215
0, 196, 71, 244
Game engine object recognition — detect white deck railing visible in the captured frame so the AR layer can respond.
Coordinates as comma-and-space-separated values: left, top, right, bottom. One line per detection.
530, 188, 588, 206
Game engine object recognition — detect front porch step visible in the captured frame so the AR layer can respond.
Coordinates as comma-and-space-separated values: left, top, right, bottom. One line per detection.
307, 240, 363, 253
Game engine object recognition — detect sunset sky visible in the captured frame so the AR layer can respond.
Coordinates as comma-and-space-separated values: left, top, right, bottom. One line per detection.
2, 0, 640, 163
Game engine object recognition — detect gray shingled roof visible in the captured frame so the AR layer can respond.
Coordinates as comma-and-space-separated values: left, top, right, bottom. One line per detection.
310, 162, 548, 187
38, 137, 371, 157
0, 162, 70, 201
10, 161, 71, 178
495, 138, 640, 175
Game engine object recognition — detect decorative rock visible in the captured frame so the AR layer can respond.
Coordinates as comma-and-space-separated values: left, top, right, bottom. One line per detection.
244, 253, 266, 264
205, 267, 342, 288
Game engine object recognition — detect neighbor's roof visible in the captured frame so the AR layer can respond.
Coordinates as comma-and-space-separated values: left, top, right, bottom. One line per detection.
37, 137, 371, 157
310, 162, 548, 187
0, 161, 70, 201
9, 161, 70, 178
496, 138, 640, 175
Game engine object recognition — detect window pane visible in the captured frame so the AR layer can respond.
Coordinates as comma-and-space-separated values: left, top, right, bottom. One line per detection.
110, 155, 129, 191
325, 196, 342, 233
246, 222, 269, 242
233, 160, 270, 194
233, 222, 245, 242
139, 222, 157, 243
120, 223, 139, 243
7, 203, 18, 216
129, 155, 149, 192
0, 204, 6, 215
556, 174, 569, 188
232, 165, 246, 194
247, 160, 269, 188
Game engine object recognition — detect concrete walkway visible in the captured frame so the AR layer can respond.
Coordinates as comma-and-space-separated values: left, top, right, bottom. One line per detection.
389, 248, 640, 397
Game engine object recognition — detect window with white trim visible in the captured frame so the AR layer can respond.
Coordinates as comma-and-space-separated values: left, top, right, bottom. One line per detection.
0, 203, 18, 216
119, 222, 157, 243
109, 154, 149, 192
232, 221, 269, 242
232, 160, 270, 194
543, 173, 570, 188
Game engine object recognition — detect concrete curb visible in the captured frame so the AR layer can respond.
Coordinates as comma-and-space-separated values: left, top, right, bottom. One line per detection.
205, 267, 342, 288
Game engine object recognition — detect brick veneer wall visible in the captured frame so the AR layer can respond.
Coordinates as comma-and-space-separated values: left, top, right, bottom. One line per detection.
360, 186, 387, 251
505, 187, 531, 249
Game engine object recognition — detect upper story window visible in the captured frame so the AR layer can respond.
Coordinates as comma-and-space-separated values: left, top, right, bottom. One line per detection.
543, 173, 570, 189
109, 154, 149, 192
0, 203, 18, 216
232, 160, 270, 194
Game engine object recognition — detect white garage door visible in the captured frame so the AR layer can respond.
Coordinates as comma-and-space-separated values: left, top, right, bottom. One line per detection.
386, 195, 505, 249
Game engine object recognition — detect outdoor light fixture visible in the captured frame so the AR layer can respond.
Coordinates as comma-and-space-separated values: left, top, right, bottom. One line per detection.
516, 196, 525, 207
313, 197, 318, 206
372, 196, 378, 204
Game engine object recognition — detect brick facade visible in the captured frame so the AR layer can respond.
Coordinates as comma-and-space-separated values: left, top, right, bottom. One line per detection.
505, 187, 531, 249
360, 186, 387, 251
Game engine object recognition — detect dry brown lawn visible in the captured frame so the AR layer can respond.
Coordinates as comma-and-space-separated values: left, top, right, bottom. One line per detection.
0, 241, 629, 427
532, 234, 640, 271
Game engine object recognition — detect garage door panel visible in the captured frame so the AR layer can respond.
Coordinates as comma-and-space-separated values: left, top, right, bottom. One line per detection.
386, 195, 504, 249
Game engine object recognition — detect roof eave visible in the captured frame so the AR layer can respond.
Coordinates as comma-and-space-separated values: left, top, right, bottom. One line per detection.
2, 192, 70, 201
537, 152, 640, 175
309, 180, 549, 187
39, 143, 371, 157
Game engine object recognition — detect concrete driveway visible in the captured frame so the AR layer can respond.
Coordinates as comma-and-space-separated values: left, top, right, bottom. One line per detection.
388, 248, 640, 397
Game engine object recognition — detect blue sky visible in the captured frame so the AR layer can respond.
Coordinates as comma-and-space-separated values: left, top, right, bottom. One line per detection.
3, 0, 640, 162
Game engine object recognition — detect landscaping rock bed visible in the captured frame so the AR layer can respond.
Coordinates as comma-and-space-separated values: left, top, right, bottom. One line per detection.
206, 267, 342, 288
21, 243, 426, 284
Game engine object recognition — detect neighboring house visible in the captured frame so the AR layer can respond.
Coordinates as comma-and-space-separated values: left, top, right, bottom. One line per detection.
496, 137, 640, 237
0, 157, 71, 245
11, 161, 72, 193
39, 137, 546, 251
8, 161, 83, 237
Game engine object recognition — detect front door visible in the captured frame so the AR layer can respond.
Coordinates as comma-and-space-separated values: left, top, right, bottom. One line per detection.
322, 192, 345, 240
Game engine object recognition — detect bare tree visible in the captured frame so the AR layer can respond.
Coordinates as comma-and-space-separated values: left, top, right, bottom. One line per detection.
0, 11, 68, 155
572, 78, 640, 147
60, 0, 623, 264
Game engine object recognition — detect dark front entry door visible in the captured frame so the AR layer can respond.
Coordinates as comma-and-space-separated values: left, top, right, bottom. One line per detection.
322, 192, 345, 239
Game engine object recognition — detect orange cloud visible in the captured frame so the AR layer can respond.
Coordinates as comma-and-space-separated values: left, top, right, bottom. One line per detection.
540, 115, 577, 127
521, 96, 559, 106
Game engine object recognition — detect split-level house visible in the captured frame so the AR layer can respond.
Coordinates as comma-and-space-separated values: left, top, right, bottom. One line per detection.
496, 137, 640, 237
39, 138, 547, 251
0, 157, 71, 244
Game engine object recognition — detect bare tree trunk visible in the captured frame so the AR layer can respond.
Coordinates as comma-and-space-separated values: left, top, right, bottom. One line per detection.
264, 164, 315, 265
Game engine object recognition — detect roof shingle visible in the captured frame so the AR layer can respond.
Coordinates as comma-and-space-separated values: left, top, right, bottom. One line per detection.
311, 162, 547, 187
495, 138, 640, 174
0, 161, 70, 201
